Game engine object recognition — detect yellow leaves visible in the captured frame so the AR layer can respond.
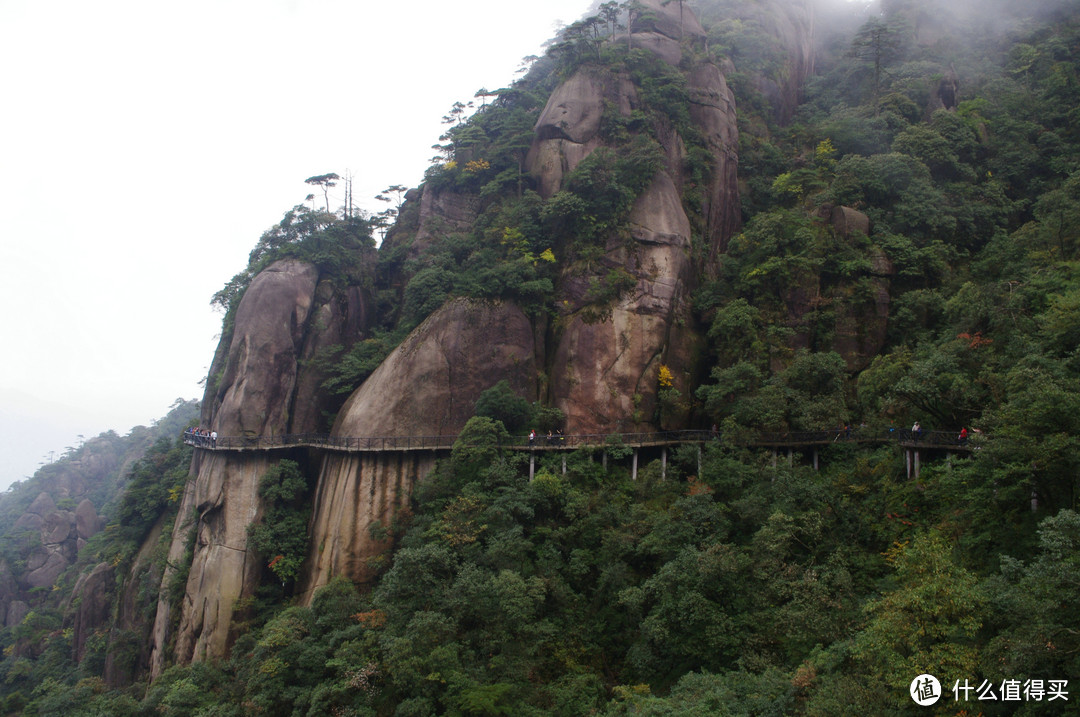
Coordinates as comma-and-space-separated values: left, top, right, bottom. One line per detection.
815, 138, 837, 167
463, 158, 490, 174
658, 364, 674, 388
883, 539, 909, 565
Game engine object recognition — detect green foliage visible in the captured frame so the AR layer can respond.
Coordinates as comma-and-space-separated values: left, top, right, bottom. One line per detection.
11, 5, 1080, 716
212, 207, 375, 317
542, 136, 663, 249
474, 380, 532, 434
850, 531, 985, 713
246, 460, 310, 584
317, 333, 396, 397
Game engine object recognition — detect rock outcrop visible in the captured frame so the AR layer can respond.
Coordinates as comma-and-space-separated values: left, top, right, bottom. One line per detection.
297, 298, 539, 604
69, 563, 114, 663
527, 69, 634, 199
786, 207, 893, 371
299, 452, 435, 603
11, 492, 104, 591
333, 298, 538, 438
549, 172, 698, 432
529, 0, 737, 432
208, 259, 320, 437
151, 453, 272, 676
698, 0, 816, 126
153, 259, 334, 675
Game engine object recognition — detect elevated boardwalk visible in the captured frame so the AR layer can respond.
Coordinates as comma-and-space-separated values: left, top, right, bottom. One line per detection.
183, 428, 973, 479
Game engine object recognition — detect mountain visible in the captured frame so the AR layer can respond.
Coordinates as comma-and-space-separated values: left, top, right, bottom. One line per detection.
3, 0, 1080, 713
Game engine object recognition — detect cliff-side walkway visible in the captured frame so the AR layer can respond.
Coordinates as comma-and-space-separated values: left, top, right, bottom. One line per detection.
182, 428, 972, 452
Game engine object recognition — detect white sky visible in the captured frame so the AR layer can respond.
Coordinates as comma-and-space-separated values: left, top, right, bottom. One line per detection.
0, 0, 593, 491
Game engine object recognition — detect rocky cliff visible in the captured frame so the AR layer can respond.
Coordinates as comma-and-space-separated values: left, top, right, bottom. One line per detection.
149, 0, 823, 669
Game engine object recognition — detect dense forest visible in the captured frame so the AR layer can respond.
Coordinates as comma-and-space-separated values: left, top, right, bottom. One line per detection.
2, 0, 1079, 713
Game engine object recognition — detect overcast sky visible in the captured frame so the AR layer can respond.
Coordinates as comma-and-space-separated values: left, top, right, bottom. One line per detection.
0, 0, 594, 491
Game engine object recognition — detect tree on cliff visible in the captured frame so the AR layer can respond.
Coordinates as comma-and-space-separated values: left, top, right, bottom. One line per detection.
304, 172, 340, 212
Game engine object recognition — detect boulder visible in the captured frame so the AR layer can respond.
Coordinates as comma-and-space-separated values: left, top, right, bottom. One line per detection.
831, 206, 871, 238
333, 298, 538, 438
26, 549, 69, 588
41, 510, 75, 545
75, 499, 104, 540
211, 259, 320, 436
26, 492, 57, 519
528, 69, 639, 198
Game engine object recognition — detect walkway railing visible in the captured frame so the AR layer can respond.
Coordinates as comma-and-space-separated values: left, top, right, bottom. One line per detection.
182, 427, 974, 453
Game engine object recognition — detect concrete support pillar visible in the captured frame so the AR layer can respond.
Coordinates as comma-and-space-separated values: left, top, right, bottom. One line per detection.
772, 449, 778, 469
913, 450, 921, 480
661, 447, 667, 481
562, 455, 567, 475
787, 449, 793, 467
813, 449, 819, 471
631, 449, 639, 481
906, 449, 912, 480
529, 453, 535, 482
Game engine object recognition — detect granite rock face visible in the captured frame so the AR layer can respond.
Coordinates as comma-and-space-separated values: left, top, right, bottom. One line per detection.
209, 259, 320, 437
528, 0, 737, 432
549, 172, 698, 433
153, 252, 381, 673
298, 298, 538, 604
697, 0, 816, 125
153, 259, 321, 673
332, 298, 538, 439
70, 563, 114, 663
151, 453, 272, 676
299, 452, 436, 603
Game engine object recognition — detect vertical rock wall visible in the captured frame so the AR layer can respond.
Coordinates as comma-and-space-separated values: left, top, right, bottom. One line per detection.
153, 259, 329, 674
298, 298, 538, 605
150, 452, 271, 676
298, 451, 436, 604
529, 0, 738, 433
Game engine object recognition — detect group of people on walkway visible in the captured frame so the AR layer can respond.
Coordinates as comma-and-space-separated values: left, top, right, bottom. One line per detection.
528, 429, 565, 447
908, 421, 979, 446
184, 427, 217, 448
